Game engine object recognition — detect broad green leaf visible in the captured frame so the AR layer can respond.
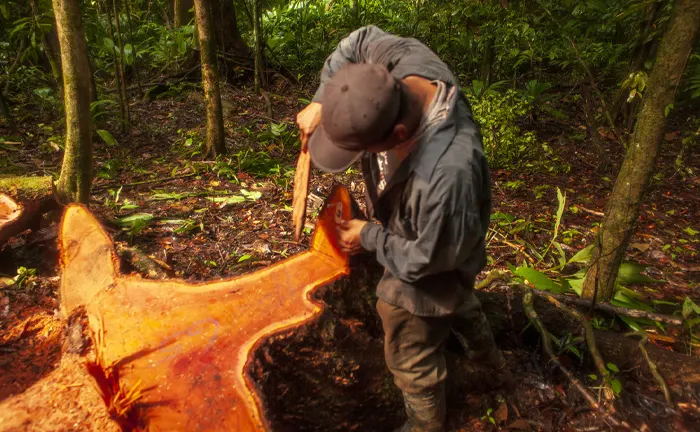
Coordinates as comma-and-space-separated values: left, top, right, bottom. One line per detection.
114, 213, 154, 227
611, 379, 622, 395
683, 297, 700, 319
240, 189, 262, 201
96, 129, 118, 146
568, 277, 583, 296
684, 227, 698, 236
606, 363, 619, 373
237, 254, 252, 262
103, 37, 115, 51
567, 244, 594, 264
617, 262, 662, 285
514, 267, 559, 292
618, 315, 644, 331
554, 242, 566, 267
208, 196, 245, 207
612, 289, 653, 312
150, 191, 190, 201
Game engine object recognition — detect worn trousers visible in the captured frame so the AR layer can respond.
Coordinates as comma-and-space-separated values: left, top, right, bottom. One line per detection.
376, 288, 497, 395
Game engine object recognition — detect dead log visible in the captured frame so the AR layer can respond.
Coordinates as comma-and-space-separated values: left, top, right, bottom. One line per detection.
0, 176, 58, 249
58, 184, 354, 431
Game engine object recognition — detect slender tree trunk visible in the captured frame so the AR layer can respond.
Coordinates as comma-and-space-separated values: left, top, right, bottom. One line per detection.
0, 91, 15, 133
252, 0, 265, 91
2, 38, 27, 95
581, 0, 700, 301
105, 0, 127, 132
175, 0, 194, 27
211, 0, 251, 57
52, 0, 93, 204
124, 0, 143, 96
113, 0, 131, 131
29, 0, 62, 90
193, 0, 226, 157
174, 0, 183, 27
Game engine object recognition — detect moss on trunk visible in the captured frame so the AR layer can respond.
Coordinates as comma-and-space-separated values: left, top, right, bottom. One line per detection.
193, 0, 226, 158
581, 0, 700, 301
52, 0, 93, 205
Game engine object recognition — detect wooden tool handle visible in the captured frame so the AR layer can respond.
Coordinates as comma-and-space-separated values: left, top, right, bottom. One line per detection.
292, 141, 311, 242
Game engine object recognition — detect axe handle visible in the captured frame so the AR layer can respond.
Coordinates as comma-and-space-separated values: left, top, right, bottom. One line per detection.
292, 141, 311, 242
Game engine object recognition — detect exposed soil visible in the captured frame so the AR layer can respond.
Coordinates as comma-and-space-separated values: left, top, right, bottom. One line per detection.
0, 79, 699, 430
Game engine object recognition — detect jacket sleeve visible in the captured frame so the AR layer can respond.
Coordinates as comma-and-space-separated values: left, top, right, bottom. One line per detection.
359, 165, 486, 283
312, 25, 389, 103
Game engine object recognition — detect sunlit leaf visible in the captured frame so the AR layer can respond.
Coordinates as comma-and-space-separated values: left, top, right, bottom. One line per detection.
514, 266, 560, 292
617, 261, 663, 285
567, 244, 594, 264
96, 129, 118, 147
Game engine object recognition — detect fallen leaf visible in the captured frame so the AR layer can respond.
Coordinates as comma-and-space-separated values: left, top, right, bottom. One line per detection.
507, 419, 531, 431
631, 243, 650, 252
495, 402, 508, 423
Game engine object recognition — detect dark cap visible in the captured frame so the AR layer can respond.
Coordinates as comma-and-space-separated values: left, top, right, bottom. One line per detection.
308, 63, 403, 173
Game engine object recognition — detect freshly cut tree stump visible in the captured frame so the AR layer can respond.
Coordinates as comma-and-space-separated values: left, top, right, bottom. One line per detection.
0, 194, 40, 249
0, 176, 57, 248
59, 184, 353, 431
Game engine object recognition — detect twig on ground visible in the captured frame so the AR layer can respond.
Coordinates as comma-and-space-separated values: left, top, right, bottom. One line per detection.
626, 331, 673, 407
522, 290, 629, 429
577, 206, 605, 217
93, 173, 197, 193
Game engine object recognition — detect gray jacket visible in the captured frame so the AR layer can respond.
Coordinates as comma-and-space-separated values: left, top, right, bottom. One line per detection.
314, 26, 491, 317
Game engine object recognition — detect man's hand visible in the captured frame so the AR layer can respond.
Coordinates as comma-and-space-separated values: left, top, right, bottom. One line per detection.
296, 102, 322, 151
337, 219, 367, 255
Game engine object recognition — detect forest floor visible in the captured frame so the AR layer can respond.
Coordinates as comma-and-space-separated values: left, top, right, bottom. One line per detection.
0, 78, 699, 431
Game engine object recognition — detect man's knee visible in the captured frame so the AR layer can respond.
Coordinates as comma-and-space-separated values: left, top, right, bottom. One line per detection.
376, 299, 450, 393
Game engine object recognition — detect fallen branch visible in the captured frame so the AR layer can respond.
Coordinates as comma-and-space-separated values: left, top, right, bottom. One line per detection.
626, 331, 673, 406
93, 173, 197, 193
116, 244, 170, 279
525, 287, 683, 326
577, 206, 604, 217
541, 292, 614, 401
522, 290, 628, 429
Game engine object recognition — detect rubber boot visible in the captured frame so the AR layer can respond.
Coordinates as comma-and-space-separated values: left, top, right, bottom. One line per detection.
393, 383, 446, 432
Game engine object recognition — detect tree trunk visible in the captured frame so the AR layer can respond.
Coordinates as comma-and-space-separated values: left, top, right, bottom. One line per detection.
174, 0, 194, 27
124, 0, 143, 96
0, 91, 15, 133
193, 0, 226, 158
2, 37, 28, 96
252, 0, 266, 91
174, 0, 182, 26
105, 1, 127, 130
211, 0, 251, 57
29, 0, 62, 91
581, 0, 700, 301
53, 0, 94, 205
112, 0, 131, 132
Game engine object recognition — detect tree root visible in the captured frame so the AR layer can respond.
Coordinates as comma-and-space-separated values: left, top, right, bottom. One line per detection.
523, 290, 629, 430
540, 292, 614, 401
626, 331, 673, 407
